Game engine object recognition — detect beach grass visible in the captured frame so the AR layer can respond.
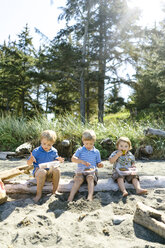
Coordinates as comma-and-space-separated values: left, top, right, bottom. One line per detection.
0, 112, 165, 159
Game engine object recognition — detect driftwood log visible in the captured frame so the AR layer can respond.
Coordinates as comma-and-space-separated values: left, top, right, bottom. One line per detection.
0, 152, 16, 160
0, 164, 33, 181
0, 180, 7, 205
4, 176, 165, 194
134, 202, 165, 239
135, 145, 153, 158
144, 128, 165, 137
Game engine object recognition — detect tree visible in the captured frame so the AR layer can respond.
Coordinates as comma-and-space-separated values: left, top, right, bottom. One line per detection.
131, 26, 165, 111
106, 84, 125, 113
58, 0, 140, 122
0, 25, 36, 116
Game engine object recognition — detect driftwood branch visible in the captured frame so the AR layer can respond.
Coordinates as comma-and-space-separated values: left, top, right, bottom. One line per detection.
0, 180, 7, 204
135, 145, 153, 158
134, 202, 165, 239
0, 164, 33, 181
144, 128, 165, 137
4, 176, 165, 194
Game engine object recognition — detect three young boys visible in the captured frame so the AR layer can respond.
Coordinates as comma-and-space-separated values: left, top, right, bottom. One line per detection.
27, 130, 147, 203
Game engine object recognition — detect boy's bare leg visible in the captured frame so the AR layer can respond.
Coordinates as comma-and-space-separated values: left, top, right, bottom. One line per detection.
52, 167, 60, 194
86, 176, 94, 201
132, 178, 148, 195
117, 177, 128, 197
68, 176, 84, 202
34, 169, 47, 203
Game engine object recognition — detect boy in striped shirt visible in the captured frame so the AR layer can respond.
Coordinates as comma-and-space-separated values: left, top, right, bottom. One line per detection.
68, 130, 103, 201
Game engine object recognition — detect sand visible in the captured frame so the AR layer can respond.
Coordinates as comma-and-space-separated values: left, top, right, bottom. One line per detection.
0, 159, 165, 248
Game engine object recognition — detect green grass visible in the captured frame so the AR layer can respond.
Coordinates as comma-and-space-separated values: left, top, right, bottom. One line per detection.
0, 112, 165, 159
104, 110, 130, 123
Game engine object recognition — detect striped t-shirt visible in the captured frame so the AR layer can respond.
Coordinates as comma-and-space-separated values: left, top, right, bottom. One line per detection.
74, 146, 101, 170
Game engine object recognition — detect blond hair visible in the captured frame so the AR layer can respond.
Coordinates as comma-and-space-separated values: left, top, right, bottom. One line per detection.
116, 136, 132, 150
40, 130, 57, 143
82, 129, 96, 142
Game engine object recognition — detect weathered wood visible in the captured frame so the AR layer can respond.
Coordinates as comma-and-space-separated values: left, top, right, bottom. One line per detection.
15, 142, 32, 156
0, 180, 7, 205
134, 202, 165, 239
0, 152, 16, 160
135, 145, 153, 159
4, 176, 165, 194
140, 145, 153, 155
0, 164, 33, 181
144, 128, 165, 137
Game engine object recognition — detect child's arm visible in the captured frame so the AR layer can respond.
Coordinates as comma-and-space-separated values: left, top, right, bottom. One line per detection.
71, 154, 91, 167
131, 162, 136, 167
109, 151, 123, 164
97, 162, 104, 168
56, 156, 64, 163
27, 153, 36, 166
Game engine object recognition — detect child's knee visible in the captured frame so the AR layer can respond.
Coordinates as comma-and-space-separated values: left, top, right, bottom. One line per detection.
52, 167, 60, 175
86, 175, 94, 183
117, 177, 124, 183
74, 175, 84, 183
36, 169, 47, 178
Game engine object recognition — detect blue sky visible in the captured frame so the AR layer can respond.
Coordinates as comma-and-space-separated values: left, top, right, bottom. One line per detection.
0, 0, 164, 49
0, 0, 66, 48
0, 0, 164, 100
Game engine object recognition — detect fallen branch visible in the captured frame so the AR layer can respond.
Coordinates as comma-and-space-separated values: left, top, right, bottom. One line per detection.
0, 164, 33, 181
134, 202, 165, 239
4, 176, 165, 194
144, 128, 165, 137
0, 179, 7, 204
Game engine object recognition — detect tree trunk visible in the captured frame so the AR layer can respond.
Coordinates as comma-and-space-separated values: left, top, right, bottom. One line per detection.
86, 74, 90, 122
21, 89, 25, 116
80, 1, 90, 124
98, 0, 106, 123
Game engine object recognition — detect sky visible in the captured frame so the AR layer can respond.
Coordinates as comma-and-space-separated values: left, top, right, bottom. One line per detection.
0, 0, 165, 100
0, 0, 66, 48
0, 0, 164, 48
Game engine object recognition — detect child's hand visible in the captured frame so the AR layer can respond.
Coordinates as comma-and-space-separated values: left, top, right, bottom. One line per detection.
84, 161, 91, 167
117, 150, 123, 157
57, 156, 64, 163
97, 162, 103, 168
30, 153, 36, 163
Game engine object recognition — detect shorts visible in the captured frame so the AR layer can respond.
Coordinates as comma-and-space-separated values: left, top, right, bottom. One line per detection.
74, 171, 98, 186
34, 167, 60, 182
112, 170, 139, 184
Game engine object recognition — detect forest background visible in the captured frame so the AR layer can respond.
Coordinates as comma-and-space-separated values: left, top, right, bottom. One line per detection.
0, 0, 165, 159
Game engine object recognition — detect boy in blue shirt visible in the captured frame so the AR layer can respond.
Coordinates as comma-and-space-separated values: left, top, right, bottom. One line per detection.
68, 130, 103, 202
27, 130, 64, 202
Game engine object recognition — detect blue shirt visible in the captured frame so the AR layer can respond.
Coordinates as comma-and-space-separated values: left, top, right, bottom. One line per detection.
29, 145, 58, 175
74, 146, 101, 170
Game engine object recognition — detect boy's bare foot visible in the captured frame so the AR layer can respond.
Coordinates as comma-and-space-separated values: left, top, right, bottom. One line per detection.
122, 191, 128, 197
52, 190, 56, 195
33, 194, 42, 203
87, 196, 93, 201
136, 189, 148, 195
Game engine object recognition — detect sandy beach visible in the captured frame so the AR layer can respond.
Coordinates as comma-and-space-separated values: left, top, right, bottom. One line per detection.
0, 159, 165, 248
